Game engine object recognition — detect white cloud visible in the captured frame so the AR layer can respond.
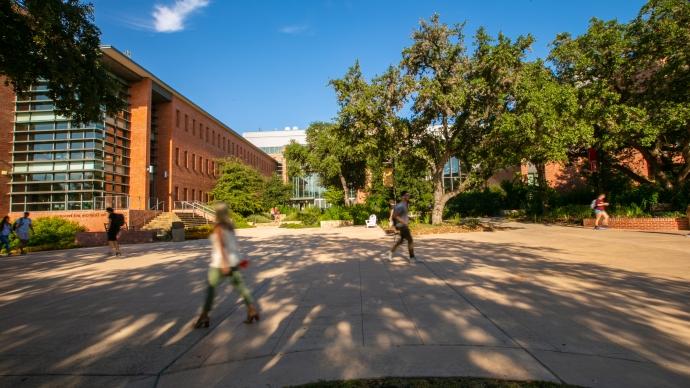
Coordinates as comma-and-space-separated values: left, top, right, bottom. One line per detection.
153, 0, 209, 33
279, 24, 309, 35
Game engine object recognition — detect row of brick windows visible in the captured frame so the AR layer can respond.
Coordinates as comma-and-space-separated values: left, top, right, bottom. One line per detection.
175, 109, 271, 174
174, 147, 219, 176
174, 186, 211, 203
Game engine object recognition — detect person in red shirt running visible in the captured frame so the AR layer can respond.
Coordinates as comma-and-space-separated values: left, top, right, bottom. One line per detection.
593, 194, 610, 230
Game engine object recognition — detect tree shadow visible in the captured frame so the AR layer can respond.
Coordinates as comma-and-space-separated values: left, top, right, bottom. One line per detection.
0, 229, 688, 387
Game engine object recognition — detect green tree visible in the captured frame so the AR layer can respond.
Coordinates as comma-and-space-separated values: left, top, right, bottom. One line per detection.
497, 61, 593, 213
0, 0, 125, 123
302, 121, 367, 206
549, 0, 690, 192
261, 174, 292, 209
211, 158, 265, 216
283, 140, 310, 179
400, 15, 533, 224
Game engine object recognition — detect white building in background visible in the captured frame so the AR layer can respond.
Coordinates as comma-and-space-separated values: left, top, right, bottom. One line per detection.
243, 127, 327, 207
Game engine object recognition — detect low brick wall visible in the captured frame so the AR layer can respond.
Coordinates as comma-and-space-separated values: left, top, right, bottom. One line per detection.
9, 209, 161, 232
75, 230, 157, 247
583, 217, 689, 231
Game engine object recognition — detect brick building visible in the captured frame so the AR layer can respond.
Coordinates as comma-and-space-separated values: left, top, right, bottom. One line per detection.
0, 46, 277, 217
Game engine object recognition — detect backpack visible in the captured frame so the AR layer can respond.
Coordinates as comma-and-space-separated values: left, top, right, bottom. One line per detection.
111, 213, 125, 228
13, 218, 24, 231
590, 199, 597, 210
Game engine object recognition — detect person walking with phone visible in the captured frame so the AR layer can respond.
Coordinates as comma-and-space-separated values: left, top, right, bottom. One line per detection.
194, 203, 259, 328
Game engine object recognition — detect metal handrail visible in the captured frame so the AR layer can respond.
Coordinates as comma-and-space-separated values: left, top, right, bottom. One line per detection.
172, 201, 216, 221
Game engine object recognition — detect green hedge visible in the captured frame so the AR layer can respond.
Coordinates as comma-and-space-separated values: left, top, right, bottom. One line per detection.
5, 217, 86, 252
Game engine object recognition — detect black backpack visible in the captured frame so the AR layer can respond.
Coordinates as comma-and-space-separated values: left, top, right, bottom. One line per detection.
111, 213, 125, 228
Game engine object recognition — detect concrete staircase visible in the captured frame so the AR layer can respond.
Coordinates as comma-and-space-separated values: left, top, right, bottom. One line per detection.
141, 212, 182, 231
175, 211, 212, 228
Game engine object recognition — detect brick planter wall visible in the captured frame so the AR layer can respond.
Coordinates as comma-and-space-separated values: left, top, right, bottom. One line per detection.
75, 230, 157, 247
9, 210, 161, 232
583, 217, 689, 231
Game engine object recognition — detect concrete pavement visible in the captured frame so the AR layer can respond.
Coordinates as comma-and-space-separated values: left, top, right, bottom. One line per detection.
0, 223, 688, 387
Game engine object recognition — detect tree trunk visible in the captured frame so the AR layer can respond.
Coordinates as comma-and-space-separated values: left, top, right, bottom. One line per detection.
431, 179, 446, 225
535, 162, 547, 215
339, 173, 350, 206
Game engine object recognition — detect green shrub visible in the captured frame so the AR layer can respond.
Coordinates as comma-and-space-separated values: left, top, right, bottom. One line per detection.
247, 214, 273, 224
297, 207, 322, 226
15, 217, 87, 250
546, 205, 593, 223
185, 224, 214, 240
279, 222, 318, 229
320, 206, 352, 221
349, 204, 371, 225
446, 187, 506, 217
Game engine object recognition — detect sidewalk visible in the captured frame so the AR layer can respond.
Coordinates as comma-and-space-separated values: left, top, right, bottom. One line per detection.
0, 224, 688, 387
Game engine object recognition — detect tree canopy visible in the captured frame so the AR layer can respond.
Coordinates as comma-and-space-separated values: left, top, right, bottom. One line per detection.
550, 0, 690, 191
0, 0, 125, 123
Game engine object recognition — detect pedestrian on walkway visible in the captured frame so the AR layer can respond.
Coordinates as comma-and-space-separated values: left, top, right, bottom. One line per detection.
592, 194, 610, 230
387, 191, 417, 263
194, 203, 259, 329
105, 207, 124, 256
1, 216, 13, 256
13, 212, 33, 255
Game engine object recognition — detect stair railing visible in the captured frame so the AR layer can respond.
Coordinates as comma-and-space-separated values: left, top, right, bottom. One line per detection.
173, 201, 216, 223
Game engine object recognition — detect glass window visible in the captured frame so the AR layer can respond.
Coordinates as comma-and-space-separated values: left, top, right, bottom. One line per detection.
32, 102, 54, 111
53, 183, 67, 191
52, 203, 66, 211
31, 122, 54, 131
32, 153, 52, 161
54, 163, 68, 171
69, 183, 83, 191
55, 132, 68, 140
34, 143, 52, 151
68, 202, 82, 210
71, 141, 84, 149
54, 173, 67, 181
69, 162, 83, 170
54, 142, 68, 150
54, 152, 68, 160
32, 133, 52, 141
72, 131, 84, 139
16, 103, 30, 112
34, 94, 51, 101
32, 83, 49, 91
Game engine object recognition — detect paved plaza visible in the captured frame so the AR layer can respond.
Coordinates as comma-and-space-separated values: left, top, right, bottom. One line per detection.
0, 223, 689, 388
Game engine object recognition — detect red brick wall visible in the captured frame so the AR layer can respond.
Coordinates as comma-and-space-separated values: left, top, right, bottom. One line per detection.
167, 95, 276, 206
75, 230, 157, 247
0, 80, 15, 216
583, 217, 689, 231
154, 101, 173, 209
8, 209, 161, 232
128, 79, 152, 209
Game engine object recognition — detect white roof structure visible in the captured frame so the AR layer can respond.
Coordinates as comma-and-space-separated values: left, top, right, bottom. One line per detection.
243, 128, 306, 148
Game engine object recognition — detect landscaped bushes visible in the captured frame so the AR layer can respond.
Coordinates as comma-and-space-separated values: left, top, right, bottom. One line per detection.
9, 217, 86, 251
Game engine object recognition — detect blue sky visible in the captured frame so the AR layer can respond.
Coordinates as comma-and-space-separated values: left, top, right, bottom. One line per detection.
92, 0, 646, 133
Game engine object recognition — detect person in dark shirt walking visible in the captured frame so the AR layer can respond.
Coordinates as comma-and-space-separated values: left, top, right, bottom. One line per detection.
106, 207, 124, 256
387, 191, 417, 263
